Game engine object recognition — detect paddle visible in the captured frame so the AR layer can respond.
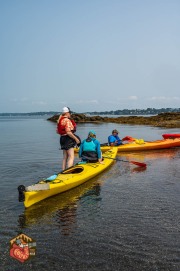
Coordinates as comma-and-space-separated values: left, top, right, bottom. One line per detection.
102, 156, 147, 167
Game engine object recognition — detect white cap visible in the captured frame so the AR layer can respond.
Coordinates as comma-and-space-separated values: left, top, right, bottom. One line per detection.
62, 107, 70, 113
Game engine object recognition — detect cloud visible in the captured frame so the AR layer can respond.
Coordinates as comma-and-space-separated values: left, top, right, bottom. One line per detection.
21, 97, 29, 102
12, 98, 18, 102
128, 96, 138, 100
149, 96, 180, 101
32, 101, 47, 105
56, 101, 68, 105
12, 97, 29, 102
74, 100, 99, 105
11, 98, 47, 106
116, 96, 138, 101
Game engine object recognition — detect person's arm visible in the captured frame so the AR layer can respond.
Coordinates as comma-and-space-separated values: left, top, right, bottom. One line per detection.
116, 136, 123, 145
108, 135, 115, 146
96, 140, 104, 163
79, 141, 83, 158
66, 131, 80, 144
65, 119, 80, 145
56, 115, 62, 134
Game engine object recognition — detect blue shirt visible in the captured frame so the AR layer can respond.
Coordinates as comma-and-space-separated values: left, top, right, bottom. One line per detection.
79, 137, 102, 159
108, 135, 122, 146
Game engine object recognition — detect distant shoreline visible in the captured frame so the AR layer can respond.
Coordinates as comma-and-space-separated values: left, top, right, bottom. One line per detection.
0, 107, 179, 117
0, 112, 58, 116
1, 112, 180, 128
48, 112, 180, 129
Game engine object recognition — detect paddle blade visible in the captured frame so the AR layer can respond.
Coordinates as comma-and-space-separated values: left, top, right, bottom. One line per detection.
130, 161, 147, 167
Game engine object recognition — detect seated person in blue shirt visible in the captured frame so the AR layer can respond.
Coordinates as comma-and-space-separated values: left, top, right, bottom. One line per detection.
108, 129, 123, 146
79, 130, 103, 163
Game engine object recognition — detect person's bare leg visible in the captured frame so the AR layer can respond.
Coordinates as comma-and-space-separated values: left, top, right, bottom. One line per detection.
62, 150, 68, 170
67, 148, 74, 168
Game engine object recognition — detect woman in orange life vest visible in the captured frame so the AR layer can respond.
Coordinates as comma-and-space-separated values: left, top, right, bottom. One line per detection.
57, 107, 80, 170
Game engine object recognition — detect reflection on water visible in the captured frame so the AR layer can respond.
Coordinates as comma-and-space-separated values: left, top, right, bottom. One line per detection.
120, 148, 179, 162
18, 178, 102, 236
131, 166, 147, 173
55, 203, 78, 235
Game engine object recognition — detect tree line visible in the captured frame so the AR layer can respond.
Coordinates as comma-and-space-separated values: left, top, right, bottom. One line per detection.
86, 108, 180, 115
0, 108, 179, 116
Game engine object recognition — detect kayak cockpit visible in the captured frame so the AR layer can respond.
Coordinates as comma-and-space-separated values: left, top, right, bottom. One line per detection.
61, 166, 84, 174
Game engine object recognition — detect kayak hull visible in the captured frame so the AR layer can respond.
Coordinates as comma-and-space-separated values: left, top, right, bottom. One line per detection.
103, 138, 180, 152
21, 147, 117, 208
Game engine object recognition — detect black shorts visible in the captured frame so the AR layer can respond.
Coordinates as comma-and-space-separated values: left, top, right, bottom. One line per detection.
81, 151, 98, 162
60, 135, 76, 150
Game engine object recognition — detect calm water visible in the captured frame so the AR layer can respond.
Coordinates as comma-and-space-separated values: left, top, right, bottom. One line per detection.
0, 116, 180, 271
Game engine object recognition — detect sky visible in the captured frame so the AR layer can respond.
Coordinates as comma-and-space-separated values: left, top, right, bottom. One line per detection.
0, 0, 180, 113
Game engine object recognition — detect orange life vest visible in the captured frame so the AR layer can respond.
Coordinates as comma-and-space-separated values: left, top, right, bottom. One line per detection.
57, 116, 76, 135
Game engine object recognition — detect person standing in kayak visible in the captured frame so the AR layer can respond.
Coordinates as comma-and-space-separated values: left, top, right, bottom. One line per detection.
79, 130, 103, 163
108, 129, 123, 146
57, 107, 80, 170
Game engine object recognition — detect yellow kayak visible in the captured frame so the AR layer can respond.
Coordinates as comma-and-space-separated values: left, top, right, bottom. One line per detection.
18, 147, 118, 208
74, 138, 180, 153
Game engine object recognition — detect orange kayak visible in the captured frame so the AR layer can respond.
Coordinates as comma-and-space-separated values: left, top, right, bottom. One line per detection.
74, 138, 180, 153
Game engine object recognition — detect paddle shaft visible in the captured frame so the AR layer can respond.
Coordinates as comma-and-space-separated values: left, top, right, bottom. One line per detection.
103, 156, 147, 167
